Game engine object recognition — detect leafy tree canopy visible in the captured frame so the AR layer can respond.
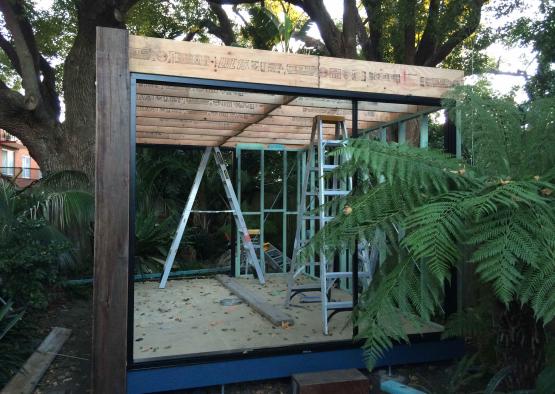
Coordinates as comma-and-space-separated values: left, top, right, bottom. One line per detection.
502, 0, 555, 98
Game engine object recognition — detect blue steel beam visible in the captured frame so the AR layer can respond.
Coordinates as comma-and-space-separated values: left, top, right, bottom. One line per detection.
127, 339, 464, 393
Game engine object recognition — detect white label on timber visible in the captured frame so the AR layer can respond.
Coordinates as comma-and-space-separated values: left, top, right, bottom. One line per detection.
136, 95, 268, 113
129, 35, 463, 98
136, 107, 260, 121
136, 83, 284, 104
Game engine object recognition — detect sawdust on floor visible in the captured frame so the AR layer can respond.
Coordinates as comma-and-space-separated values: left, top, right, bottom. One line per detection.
133, 274, 353, 361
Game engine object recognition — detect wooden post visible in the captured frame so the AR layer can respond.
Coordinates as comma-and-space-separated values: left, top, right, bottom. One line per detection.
93, 27, 130, 394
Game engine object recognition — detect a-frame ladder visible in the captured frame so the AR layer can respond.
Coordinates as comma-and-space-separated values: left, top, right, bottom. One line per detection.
286, 115, 370, 335
159, 147, 265, 289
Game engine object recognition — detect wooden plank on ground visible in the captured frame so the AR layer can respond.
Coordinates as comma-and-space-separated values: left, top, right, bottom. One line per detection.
216, 275, 294, 327
1, 327, 72, 394
291, 369, 370, 394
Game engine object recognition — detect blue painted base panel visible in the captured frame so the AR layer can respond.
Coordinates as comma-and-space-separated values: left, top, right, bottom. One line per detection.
127, 340, 464, 394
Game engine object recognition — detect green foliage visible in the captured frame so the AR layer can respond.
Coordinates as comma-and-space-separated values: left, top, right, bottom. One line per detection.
483, 366, 514, 394
441, 28, 497, 75
0, 216, 71, 308
448, 87, 555, 178
240, 4, 312, 52
135, 209, 178, 273
502, 0, 555, 99
134, 147, 233, 272
302, 88, 555, 374
0, 300, 24, 342
537, 340, 555, 393
126, 0, 209, 40
0, 172, 93, 307
0, 300, 27, 387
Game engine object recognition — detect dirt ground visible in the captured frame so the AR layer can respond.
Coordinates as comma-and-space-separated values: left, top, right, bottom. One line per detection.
34, 288, 93, 394
24, 285, 465, 394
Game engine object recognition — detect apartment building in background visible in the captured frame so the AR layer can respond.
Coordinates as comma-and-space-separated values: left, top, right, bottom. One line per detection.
1, 129, 41, 187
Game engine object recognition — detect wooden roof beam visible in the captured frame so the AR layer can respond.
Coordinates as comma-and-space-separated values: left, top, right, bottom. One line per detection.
217, 95, 297, 146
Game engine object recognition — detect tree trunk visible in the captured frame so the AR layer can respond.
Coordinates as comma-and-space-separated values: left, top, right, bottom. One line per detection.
0, 0, 132, 182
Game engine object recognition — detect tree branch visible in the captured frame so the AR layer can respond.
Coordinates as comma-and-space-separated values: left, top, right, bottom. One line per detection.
402, 0, 417, 64
205, 2, 236, 46
0, 0, 42, 111
415, 0, 440, 65
38, 55, 60, 117
207, 0, 262, 4
424, 0, 484, 66
210, 0, 345, 57
342, 0, 358, 59
361, 0, 383, 61
0, 79, 35, 141
288, 0, 344, 57
183, 30, 198, 41
0, 31, 21, 74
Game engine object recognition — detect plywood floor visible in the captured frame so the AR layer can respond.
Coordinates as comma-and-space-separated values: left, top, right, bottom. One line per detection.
133, 274, 442, 362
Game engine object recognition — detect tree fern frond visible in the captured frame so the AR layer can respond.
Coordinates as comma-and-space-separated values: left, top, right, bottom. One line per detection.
356, 257, 444, 367
333, 138, 474, 194
402, 192, 468, 281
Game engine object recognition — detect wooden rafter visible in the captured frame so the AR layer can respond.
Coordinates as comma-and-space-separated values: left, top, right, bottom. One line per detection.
218, 95, 297, 146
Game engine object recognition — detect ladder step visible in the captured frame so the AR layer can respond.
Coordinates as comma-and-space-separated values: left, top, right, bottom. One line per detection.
327, 301, 353, 310
300, 294, 321, 303
291, 283, 321, 291
310, 165, 338, 171
307, 190, 350, 196
303, 215, 334, 221
322, 139, 347, 146
325, 272, 372, 279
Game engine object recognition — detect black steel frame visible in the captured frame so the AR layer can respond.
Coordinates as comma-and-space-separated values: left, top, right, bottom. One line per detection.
127, 72, 444, 371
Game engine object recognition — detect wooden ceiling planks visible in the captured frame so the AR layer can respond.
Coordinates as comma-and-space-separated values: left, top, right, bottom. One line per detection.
135, 86, 416, 147
130, 35, 462, 148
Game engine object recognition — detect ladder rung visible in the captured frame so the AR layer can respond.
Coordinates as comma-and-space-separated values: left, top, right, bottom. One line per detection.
307, 190, 350, 196
324, 190, 350, 196
292, 283, 321, 291
326, 272, 372, 279
327, 301, 353, 310
300, 295, 321, 303
303, 215, 333, 221
296, 261, 321, 266
322, 140, 347, 146
310, 165, 338, 171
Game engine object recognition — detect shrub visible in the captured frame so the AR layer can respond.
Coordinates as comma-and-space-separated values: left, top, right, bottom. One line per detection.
0, 217, 71, 309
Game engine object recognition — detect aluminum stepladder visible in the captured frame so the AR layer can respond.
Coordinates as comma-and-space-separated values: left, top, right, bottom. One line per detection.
246, 229, 291, 273
286, 115, 370, 335
159, 146, 265, 289
263, 242, 292, 272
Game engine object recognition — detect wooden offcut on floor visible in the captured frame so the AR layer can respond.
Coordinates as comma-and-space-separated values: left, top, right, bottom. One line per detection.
132, 274, 443, 362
